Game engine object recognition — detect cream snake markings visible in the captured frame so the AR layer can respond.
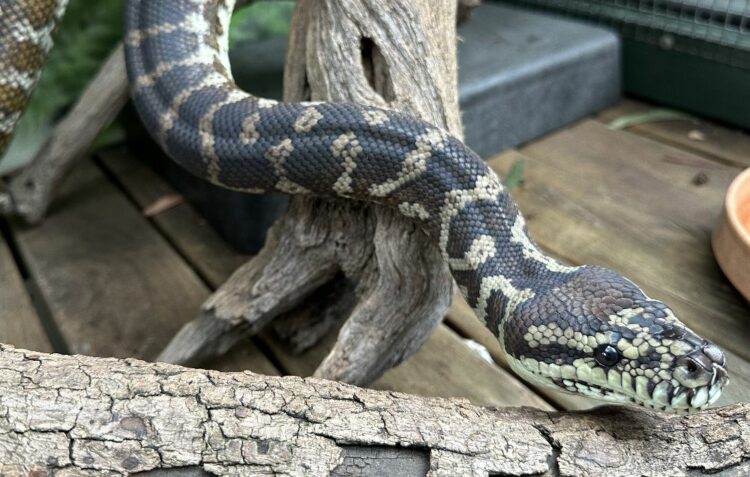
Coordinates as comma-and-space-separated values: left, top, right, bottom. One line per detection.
2, 0, 729, 412
0, 0, 68, 155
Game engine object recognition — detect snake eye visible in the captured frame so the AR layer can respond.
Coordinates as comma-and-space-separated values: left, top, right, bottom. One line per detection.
594, 344, 620, 367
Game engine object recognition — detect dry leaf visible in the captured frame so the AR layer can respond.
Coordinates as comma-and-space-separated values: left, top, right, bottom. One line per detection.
143, 194, 184, 217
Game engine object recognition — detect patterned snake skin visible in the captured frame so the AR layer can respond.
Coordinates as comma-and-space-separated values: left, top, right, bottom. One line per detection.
0, 0, 67, 156
2, 0, 729, 413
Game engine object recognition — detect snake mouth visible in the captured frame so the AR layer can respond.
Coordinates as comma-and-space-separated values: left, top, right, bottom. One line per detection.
552, 374, 725, 414
515, 357, 728, 413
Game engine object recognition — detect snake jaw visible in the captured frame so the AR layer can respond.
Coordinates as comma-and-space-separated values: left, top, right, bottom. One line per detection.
508, 354, 728, 414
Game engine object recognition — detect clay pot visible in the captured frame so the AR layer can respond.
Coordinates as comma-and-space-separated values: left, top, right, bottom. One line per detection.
713, 168, 750, 303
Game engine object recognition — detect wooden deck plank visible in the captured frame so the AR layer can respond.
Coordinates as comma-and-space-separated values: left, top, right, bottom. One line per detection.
597, 99, 750, 169
12, 159, 208, 359
10, 158, 277, 376
0, 235, 52, 352
99, 149, 555, 410
484, 120, 750, 405
99, 150, 251, 287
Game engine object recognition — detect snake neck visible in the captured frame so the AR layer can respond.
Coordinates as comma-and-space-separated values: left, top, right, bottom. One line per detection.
442, 197, 580, 340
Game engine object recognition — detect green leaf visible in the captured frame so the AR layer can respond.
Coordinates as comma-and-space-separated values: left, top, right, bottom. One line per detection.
606, 109, 693, 130
230, 1, 295, 46
94, 123, 127, 150
502, 157, 526, 190
1, 0, 124, 174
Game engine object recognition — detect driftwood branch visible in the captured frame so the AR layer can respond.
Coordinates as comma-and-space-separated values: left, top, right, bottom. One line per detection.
1, 344, 747, 476
159, 0, 461, 386
3, 44, 128, 224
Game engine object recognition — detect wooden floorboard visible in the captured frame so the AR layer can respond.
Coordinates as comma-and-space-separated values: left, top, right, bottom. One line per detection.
100, 150, 251, 287
483, 120, 750, 406
99, 149, 555, 411
10, 157, 278, 376
0, 234, 52, 352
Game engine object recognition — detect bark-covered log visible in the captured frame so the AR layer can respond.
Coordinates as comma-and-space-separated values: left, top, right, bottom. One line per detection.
0, 344, 747, 476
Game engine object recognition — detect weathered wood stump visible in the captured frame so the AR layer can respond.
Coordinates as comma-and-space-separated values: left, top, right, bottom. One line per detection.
158, 0, 463, 386
1, 0, 481, 386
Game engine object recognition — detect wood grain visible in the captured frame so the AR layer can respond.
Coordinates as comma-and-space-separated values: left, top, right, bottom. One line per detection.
100, 149, 250, 288
11, 160, 208, 359
157, 0, 477, 390
7, 45, 128, 224
0, 236, 51, 352
10, 158, 275, 377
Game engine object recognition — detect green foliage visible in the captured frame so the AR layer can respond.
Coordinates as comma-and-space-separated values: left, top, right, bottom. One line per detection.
230, 1, 295, 46
1, 0, 295, 175
1, 0, 124, 174
502, 157, 526, 191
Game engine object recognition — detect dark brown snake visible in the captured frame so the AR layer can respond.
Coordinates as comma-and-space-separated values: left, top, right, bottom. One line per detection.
0, 0, 729, 412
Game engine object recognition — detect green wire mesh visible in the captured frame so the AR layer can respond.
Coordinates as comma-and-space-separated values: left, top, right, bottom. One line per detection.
495, 0, 750, 71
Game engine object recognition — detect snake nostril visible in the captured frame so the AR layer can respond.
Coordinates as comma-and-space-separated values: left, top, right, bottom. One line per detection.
685, 359, 698, 373
675, 354, 714, 388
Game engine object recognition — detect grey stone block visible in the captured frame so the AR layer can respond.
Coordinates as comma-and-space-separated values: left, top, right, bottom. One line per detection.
458, 3, 621, 156
231, 4, 621, 157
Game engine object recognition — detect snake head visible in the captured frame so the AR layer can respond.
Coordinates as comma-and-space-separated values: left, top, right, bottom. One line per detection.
503, 266, 728, 413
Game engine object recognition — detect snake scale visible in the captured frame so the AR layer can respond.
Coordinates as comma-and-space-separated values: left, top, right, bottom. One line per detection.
1, 0, 729, 413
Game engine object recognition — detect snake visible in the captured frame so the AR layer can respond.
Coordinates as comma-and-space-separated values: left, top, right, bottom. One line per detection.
1, 0, 729, 413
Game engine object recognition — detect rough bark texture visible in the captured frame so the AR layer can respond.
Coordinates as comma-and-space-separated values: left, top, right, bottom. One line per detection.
1, 45, 128, 224
1, 344, 748, 476
159, 0, 462, 387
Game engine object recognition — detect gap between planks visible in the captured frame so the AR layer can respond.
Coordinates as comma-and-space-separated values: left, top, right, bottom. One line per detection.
0, 220, 53, 353
10, 156, 280, 375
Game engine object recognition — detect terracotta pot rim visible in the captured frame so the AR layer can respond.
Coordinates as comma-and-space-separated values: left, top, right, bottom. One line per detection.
726, 167, 750, 250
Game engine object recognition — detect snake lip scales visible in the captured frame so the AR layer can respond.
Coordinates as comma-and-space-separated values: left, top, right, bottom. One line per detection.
518, 355, 727, 413
0, 0, 728, 412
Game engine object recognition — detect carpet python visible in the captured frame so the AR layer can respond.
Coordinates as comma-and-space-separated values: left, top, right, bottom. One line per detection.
0, 0, 67, 156
1, 0, 729, 413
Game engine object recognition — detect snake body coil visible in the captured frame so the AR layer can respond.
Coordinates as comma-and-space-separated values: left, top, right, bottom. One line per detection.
1, 0, 729, 412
